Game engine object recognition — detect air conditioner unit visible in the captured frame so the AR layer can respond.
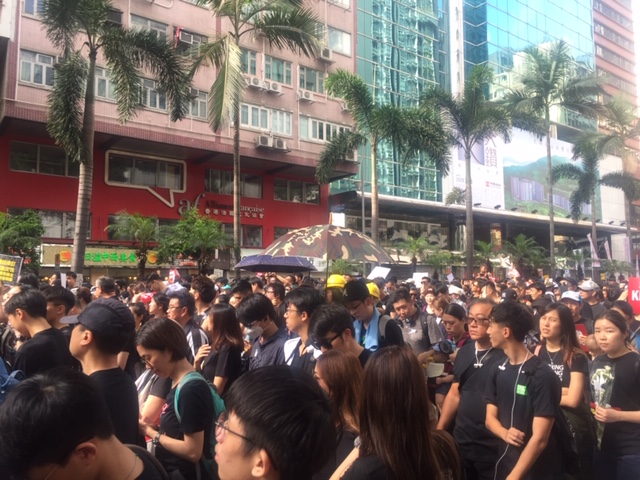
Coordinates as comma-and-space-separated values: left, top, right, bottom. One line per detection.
53, 56, 65, 68
245, 76, 265, 89
298, 89, 315, 102
344, 149, 357, 162
105, 8, 123, 26
318, 47, 334, 63
340, 102, 349, 112
266, 81, 282, 94
256, 135, 273, 148
273, 138, 288, 151
188, 88, 199, 99
179, 30, 194, 44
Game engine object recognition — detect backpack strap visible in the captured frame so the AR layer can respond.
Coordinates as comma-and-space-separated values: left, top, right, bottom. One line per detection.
173, 371, 205, 424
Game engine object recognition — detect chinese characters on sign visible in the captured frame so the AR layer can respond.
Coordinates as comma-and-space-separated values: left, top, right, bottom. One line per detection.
0, 254, 23, 285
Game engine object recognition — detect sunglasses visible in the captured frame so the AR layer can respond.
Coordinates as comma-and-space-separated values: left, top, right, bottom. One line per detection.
313, 331, 342, 350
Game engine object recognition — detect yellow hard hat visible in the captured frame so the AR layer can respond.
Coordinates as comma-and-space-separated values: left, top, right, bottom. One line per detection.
366, 282, 380, 299
327, 274, 346, 289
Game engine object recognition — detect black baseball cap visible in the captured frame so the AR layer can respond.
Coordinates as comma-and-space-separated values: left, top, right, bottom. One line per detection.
62, 298, 134, 342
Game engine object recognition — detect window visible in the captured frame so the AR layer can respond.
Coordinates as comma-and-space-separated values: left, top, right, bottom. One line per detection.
299, 116, 350, 143
175, 29, 207, 55
328, 27, 351, 56
240, 104, 292, 135
107, 152, 184, 189
95, 67, 116, 100
274, 179, 320, 204
328, 0, 350, 8
274, 227, 291, 241
190, 88, 207, 119
130, 15, 167, 39
23, 0, 44, 15
107, 216, 173, 240
10, 141, 78, 177
205, 169, 263, 198
140, 79, 167, 111
241, 49, 257, 76
222, 224, 263, 247
9, 209, 89, 239
20, 51, 55, 87
299, 66, 324, 93
265, 56, 292, 85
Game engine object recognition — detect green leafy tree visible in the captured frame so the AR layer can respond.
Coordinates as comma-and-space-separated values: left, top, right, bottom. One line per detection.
0, 210, 45, 271
423, 65, 512, 278
445, 187, 466, 206
502, 40, 603, 272
474, 240, 497, 272
582, 96, 640, 255
105, 211, 161, 279
503, 234, 547, 278
600, 259, 634, 279
330, 259, 362, 276
190, 0, 321, 272
424, 247, 460, 281
158, 207, 226, 275
42, 0, 190, 275
316, 70, 451, 244
398, 235, 430, 273
553, 138, 634, 274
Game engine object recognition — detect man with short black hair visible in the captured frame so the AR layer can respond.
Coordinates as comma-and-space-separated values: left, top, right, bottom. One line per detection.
236, 293, 287, 370
190, 275, 217, 326
216, 365, 335, 480
4, 286, 75, 377
265, 281, 286, 328
66, 271, 78, 290
94, 276, 117, 299
388, 287, 429, 353
65, 298, 140, 446
230, 280, 252, 308
146, 272, 167, 294
343, 280, 403, 351
43, 285, 81, 370
484, 301, 562, 479
0, 369, 163, 479
167, 290, 209, 363
309, 303, 372, 367
249, 276, 265, 295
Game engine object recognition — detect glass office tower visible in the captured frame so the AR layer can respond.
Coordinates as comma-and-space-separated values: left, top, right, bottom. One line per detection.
333, 0, 450, 201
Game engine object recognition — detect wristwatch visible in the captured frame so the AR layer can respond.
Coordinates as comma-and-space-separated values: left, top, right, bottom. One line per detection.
152, 431, 163, 446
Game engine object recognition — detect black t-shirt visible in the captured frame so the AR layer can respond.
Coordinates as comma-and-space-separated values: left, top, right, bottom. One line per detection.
59, 325, 82, 371
537, 345, 589, 388
313, 429, 358, 480
135, 447, 169, 480
452, 341, 506, 461
484, 355, 563, 479
157, 377, 214, 480
342, 454, 390, 480
590, 352, 640, 456
13, 327, 75, 377
122, 331, 144, 380
249, 328, 287, 370
91, 368, 141, 446
358, 348, 372, 368
286, 338, 317, 376
201, 343, 243, 391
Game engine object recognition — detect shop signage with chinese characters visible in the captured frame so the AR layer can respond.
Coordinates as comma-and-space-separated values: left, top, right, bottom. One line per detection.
178, 193, 265, 220
42, 245, 160, 267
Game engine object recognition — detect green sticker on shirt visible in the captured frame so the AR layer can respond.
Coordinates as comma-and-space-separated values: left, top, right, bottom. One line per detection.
516, 384, 527, 396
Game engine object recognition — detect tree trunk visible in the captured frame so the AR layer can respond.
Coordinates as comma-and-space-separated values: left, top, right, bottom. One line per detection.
592, 193, 599, 280
465, 147, 474, 279
546, 112, 555, 276
71, 51, 97, 275
370, 136, 379, 244
232, 100, 241, 278
625, 196, 633, 263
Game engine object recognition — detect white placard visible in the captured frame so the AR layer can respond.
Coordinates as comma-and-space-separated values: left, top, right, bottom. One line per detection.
412, 273, 430, 284
367, 266, 390, 280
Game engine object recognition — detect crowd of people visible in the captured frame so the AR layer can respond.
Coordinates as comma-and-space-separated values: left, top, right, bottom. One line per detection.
0, 267, 638, 480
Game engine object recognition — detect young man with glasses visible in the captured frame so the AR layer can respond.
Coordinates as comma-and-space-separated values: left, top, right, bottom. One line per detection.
436, 299, 505, 480
167, 290, 209, 364
264, 282, 286, 329
388, 287, 431, 354
214, 365, 335, 480
236, 293, 287, 370
309, 303, 372, 367
342, 280, 403, 352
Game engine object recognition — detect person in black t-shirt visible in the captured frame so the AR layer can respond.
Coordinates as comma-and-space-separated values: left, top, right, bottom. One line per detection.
536, 303, 594, 480
484, 301, 563, 480
0, 369, 166, 479
65, 297, 140, 446
4, 286, 75, 377
195, 303, 243, 395
137, 318, 216, 480
591, 309, 640, 479
437, 298, 504, 480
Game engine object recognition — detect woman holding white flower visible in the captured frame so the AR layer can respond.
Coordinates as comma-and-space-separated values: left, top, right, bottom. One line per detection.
591, 309, 640, 479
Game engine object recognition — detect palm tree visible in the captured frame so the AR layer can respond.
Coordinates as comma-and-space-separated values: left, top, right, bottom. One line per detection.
502, 40, 603, 273
105, 211, 160, 279
316, 70, 451, 244
503, 234, 547, 278
398, 235, 430, 273
42, 0, 190, 275
553, 138, 635, 273
422, 64, 512, 278
584, 96, 640, 257
474, 240, 497, 273
445, 187, 466, 206
190, 0, 321, 271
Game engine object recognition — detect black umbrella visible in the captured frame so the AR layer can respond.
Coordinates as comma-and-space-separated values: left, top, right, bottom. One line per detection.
234, 254, 317, 273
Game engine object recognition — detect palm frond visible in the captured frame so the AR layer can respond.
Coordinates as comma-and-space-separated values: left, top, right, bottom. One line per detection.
600, 171, 639, 200
254, 7, 321, 58
325, 70, 374, 131
46, 52, 87, 163
315, 130, 366, 184
551, 163, 582, 184
207, 37, 244, 131
403, 106, 452, 174
42, 0, 105, 54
